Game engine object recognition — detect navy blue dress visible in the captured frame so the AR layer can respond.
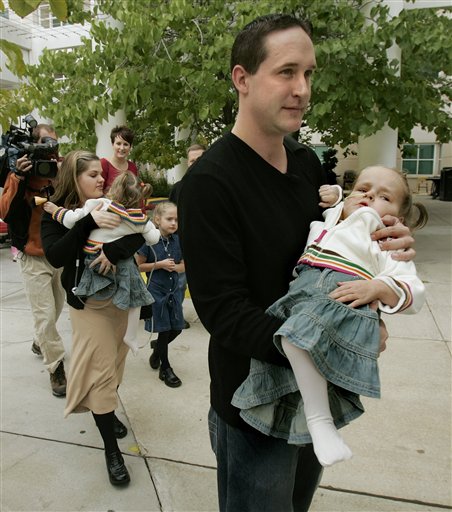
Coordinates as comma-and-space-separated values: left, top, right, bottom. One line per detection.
138, 234, 184, 333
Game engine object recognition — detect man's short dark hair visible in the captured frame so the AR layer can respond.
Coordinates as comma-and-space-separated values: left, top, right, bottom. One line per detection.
110, 125, 135, 145
32, 124, 56, 142
230, 14, 313, 76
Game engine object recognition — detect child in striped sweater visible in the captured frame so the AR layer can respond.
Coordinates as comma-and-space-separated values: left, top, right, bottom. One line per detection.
44, 171, 160, 354
233, 166, 428, 467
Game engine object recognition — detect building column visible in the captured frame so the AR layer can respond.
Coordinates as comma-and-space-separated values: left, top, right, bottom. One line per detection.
95, 111, 126, 158
93, 14, 126, 159
358, 0, 403, 170
167, 127, 191, 185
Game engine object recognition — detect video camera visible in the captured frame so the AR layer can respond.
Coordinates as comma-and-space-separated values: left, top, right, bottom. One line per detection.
0, 114, 59, 186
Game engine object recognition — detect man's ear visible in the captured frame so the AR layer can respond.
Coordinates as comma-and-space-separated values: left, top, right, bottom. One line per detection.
231, 64, 249, 94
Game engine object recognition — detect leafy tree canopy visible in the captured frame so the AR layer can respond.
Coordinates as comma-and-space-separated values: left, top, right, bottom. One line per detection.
1, 0, 451, 168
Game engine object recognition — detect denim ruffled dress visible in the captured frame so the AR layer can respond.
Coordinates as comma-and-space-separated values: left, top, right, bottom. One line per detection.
232, 265, 380, 445
74, 255, 154, 310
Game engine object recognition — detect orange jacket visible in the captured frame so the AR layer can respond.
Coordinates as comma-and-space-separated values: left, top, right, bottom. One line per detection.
0, 172, 53, 256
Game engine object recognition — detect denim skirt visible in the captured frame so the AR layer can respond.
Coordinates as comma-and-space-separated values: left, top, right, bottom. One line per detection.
232, 357, 365, 445
268, 265, 381, 398
232, 265, 380, 445
75, 255, 154, 310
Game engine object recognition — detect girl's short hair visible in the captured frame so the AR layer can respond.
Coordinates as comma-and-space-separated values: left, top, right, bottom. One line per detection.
152, 201, 177, 224
107, 172, 152, 209
51, 150, 99, 209
110, 125, 134, 145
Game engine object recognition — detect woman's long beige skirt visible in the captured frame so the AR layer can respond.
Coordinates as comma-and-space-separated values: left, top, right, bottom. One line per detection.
65, 299, 129, 417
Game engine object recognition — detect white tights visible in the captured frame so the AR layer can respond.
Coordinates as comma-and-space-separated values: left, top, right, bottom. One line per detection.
123, 307, 141, 355
281, 337, 353, 467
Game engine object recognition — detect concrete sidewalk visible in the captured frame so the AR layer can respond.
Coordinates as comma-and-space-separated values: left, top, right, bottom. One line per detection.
1, 195, 450, 512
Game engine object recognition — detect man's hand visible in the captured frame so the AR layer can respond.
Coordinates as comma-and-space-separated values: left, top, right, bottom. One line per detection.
371, 215, 415, 261
379, 318, 388, 354
370, 301, 388, 355
15, 155, 32, 175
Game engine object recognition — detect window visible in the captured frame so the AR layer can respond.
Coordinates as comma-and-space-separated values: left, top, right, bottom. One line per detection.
402, 143, 436, 175
36, 3, 68, 28
312, 145, 330, 163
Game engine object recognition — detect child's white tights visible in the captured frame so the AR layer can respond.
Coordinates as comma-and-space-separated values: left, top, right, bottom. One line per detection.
123, 307, 141, 355
281, 337, 353, 467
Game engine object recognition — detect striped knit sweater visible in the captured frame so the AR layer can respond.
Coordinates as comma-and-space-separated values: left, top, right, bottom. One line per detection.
297, 203, 425, 315
52, 198, 159, 254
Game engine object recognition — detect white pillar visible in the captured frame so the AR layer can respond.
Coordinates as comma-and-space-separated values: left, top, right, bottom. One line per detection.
93, 15, 126, 158
167, 127, 191, 184
358, 125, 399, 169
358, 0, 403, 169
95, 111, 126, 158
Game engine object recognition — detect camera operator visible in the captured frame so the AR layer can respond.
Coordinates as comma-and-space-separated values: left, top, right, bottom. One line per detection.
0, 124, 66, 397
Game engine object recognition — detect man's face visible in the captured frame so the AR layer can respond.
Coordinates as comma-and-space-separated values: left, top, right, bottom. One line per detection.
241, 27, 316, 136
37, 128, 57, 143
187, 149, 204, 167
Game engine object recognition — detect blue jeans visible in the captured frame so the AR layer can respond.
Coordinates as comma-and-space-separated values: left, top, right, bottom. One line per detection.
208, 407, 323, 512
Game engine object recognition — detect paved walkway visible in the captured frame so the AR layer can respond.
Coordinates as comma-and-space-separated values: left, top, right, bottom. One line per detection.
1, 195, 450, 511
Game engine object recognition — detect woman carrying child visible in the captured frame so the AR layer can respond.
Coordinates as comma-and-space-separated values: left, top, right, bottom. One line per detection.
44, 171, 160, 354
41, 151, 148, 487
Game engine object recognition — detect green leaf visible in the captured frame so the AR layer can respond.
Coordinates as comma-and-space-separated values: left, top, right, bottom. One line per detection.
8, 0, 42, 18
0, 39, 26, 76
49, 0, 68, 21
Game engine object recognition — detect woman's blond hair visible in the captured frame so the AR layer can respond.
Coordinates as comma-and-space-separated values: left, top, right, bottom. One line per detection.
51, 150, 99, 209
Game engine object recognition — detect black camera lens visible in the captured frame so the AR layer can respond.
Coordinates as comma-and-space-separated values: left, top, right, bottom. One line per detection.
33, 160, 58, 178
37, 161, 51, 176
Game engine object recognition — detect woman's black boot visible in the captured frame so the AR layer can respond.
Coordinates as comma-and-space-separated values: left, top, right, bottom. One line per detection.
105, 450, 130, 486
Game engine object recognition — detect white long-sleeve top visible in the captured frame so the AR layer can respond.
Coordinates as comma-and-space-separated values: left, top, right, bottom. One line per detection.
298, 203, 425, 314
52, 198, 160, 254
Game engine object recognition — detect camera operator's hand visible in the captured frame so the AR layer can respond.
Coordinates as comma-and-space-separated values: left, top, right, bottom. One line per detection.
15, 155, 33, 176
90, 204, 121, 229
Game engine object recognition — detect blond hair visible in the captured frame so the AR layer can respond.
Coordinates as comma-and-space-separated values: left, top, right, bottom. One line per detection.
152, 201, 177, 227
107, 172, 152, 208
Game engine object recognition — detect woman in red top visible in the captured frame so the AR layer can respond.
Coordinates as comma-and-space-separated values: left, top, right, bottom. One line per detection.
101, 125, 138, 191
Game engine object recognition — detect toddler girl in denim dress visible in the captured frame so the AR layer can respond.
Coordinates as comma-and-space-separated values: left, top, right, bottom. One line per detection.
45, 171, 160, 355
233, 166, 427, 467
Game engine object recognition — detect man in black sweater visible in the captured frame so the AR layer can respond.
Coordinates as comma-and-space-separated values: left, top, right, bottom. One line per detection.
178, 14, 414, 512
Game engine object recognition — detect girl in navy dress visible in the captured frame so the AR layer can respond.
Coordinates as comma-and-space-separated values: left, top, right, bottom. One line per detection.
136, 202, 185, 388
